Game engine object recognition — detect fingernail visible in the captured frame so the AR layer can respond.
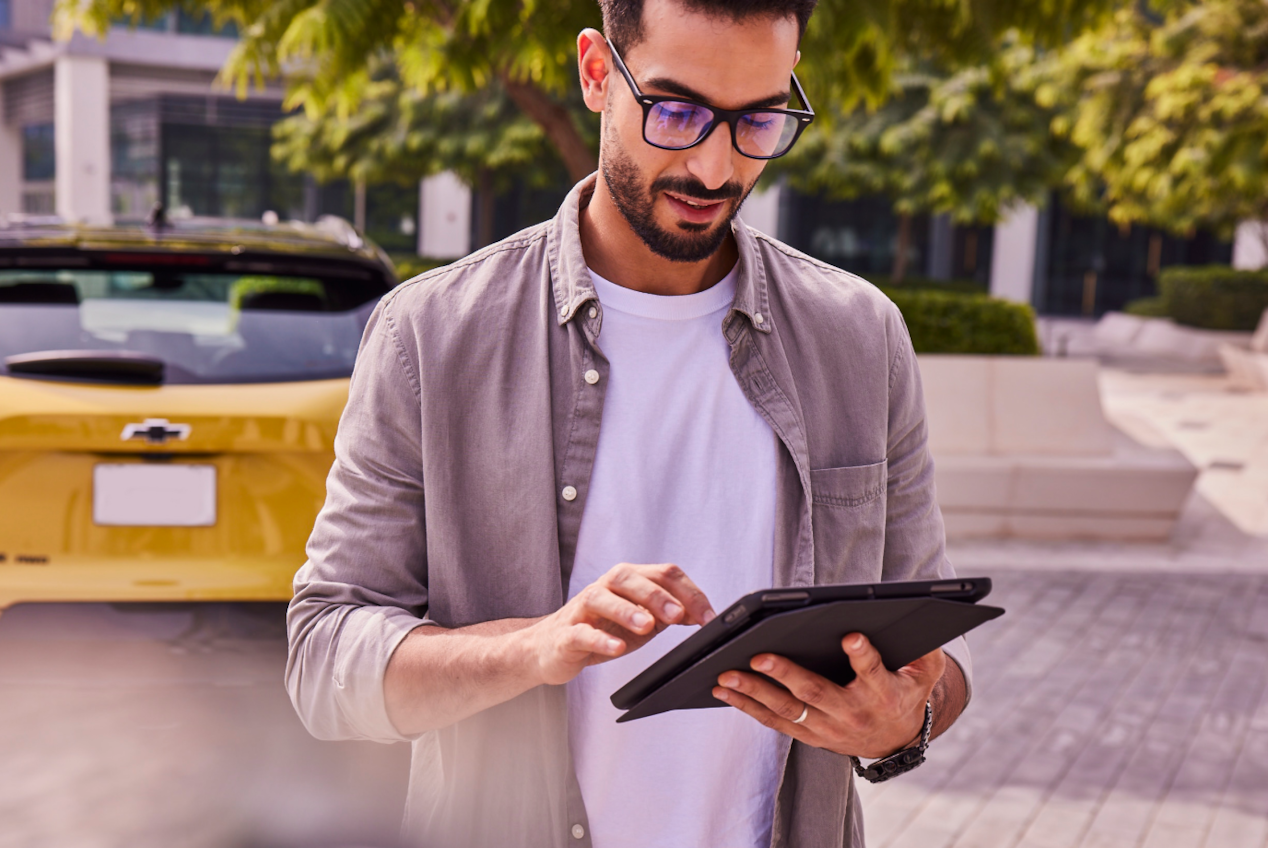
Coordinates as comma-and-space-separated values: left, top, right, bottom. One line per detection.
606, 638, 621, 651
714, 688, 731, 702
663, 602, 682, 620
753, 656, 773, 672
701, 609, 716, 624
850, 635, 864, 650
631, 611, 652, 628
720, 673, 739, 687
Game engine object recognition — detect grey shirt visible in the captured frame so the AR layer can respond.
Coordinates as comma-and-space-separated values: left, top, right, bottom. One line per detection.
287, 174, 971, 848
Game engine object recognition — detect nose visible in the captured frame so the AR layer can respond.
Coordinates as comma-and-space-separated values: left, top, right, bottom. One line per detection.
683, 120, 736, 191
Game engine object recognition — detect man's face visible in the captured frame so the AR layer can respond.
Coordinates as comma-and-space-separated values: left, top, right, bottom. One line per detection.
595, 1, 801, 263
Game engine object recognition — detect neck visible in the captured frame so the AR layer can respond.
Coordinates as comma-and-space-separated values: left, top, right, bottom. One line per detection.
579, 175, 738, 296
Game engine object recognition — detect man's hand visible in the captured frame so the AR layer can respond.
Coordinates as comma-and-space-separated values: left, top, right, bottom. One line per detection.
712, 633, 946, 760
527, 562, 716, 686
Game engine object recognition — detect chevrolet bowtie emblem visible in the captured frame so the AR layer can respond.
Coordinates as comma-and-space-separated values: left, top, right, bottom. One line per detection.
121, 418, 192, 445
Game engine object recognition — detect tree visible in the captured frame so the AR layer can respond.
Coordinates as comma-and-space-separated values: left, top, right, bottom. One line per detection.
270, 59, 591, 245
1051, 0, 1268, 241
55, 0, 1118, 186
774, 40, 1079, 282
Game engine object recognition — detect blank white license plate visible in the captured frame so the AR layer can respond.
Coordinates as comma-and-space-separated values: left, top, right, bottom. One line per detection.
93, 464, 217, 527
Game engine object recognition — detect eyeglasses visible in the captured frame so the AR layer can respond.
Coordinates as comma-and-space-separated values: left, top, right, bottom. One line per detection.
606, 37, 815, 160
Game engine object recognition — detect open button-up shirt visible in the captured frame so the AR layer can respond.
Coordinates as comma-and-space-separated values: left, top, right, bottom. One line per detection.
286, 175, 971, 848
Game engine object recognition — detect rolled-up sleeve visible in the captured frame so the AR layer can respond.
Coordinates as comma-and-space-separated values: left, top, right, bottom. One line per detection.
286, 296, 434, 743
880, 307, 973, 703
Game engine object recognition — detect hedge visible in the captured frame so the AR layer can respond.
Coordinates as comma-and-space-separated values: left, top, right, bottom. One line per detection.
391, 254, 452, 283
880, 287, 1040, 355
1125, 266, 1268, 331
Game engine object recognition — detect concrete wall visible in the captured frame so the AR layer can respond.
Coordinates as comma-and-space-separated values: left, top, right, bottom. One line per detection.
0, 85, 20, 216
738, 182, 781, 238
1232, 221, 1268, 270
418, 172, 472, 259
53, 54, 110, 224
989, 202, 1039, 304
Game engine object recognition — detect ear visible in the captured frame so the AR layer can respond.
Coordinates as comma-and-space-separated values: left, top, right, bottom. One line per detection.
793, 49, 801, 68
577, 28, 611, 115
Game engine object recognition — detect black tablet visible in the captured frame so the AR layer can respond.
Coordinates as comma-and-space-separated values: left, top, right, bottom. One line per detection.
611, 577, 1003, 723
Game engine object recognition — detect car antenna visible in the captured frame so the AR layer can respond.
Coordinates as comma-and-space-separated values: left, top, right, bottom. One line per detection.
147, 202, 168, 233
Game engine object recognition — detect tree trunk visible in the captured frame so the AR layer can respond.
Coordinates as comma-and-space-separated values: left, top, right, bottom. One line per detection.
891, 213, 912, 284
499, 74, 597, 184
475, 168, 495, 249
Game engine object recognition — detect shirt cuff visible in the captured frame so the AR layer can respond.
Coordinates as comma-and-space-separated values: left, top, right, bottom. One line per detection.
333, 605, 438, 743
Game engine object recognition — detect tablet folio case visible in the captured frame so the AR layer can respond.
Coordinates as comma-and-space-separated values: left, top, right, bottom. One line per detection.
614, 597, 1003, 723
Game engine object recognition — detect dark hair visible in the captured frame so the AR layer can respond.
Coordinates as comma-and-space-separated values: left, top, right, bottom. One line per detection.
600, 0, 818, 52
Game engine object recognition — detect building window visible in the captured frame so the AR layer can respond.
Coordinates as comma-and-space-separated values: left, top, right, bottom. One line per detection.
1036, 195, 1233, 316
22, 123, 55, 182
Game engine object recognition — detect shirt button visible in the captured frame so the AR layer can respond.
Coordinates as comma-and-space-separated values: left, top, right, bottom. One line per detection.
559, 305, 569, 318
571, 824, 586, 840
584, 369, 600, 385
588, 306, 598, 319
562, 485, 578, 502
753, 312, 765, 325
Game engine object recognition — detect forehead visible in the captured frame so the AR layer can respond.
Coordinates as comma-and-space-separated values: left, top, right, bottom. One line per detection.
624, 0, 800, 109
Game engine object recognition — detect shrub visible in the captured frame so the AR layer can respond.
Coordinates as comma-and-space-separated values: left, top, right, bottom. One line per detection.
880, 287, 1040, 355
1152, 266, 1268, 331
1123, 296, 1168, 318
390, 254, 453, 283
885, 276, 988, 295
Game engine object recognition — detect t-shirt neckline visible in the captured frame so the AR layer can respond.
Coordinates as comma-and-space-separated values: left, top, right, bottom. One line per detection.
588, 264, 738, 321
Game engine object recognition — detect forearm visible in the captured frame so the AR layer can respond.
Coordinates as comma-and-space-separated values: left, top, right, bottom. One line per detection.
928, 651, 967, 743
383, 616, 547, 736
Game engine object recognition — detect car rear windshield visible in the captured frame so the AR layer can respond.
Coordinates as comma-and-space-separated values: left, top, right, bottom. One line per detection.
0, 252, 392, 384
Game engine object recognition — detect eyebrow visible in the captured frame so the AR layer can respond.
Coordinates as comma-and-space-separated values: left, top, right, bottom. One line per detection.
641, 75, 792, 111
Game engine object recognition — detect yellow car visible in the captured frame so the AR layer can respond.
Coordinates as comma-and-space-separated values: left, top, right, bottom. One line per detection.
0, 214, 396, 612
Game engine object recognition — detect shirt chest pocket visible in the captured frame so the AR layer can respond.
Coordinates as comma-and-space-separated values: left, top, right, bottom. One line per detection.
809, 460, 888, 583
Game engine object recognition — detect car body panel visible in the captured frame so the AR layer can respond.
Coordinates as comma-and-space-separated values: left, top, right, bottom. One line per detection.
0, 217, 390, 611
0, 376, 347, 608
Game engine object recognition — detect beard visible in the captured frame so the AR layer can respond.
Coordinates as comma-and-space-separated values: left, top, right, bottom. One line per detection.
600, 121, 756, 263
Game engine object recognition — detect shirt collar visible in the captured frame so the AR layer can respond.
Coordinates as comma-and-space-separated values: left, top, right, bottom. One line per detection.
548, 173, 772, 334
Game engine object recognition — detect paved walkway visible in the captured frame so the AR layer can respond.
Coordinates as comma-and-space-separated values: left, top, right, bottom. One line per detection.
859, 569, 1268, 848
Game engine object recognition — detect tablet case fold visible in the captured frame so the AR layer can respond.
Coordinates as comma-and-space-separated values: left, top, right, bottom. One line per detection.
613, 596, 1003, 723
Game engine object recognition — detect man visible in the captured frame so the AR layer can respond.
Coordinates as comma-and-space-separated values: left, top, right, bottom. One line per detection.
287, 1, 971, 846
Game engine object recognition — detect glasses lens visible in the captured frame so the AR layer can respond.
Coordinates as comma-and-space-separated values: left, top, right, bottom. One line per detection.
646, 101, 714, 149
736, 112, 798, 158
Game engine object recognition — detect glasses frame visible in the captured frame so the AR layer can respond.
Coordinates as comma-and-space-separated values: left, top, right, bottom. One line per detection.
605, 37, 815, 161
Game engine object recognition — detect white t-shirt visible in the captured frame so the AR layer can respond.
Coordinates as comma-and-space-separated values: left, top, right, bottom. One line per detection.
566, 266, 782, 848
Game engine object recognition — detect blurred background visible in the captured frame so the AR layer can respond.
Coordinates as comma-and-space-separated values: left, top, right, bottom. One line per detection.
0, 0, 1266, 846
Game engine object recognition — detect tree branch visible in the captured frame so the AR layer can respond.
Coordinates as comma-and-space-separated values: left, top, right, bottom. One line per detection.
498, 73, 597, 184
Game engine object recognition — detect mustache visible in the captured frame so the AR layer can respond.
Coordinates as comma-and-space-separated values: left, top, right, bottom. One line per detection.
651, 176, 744, 203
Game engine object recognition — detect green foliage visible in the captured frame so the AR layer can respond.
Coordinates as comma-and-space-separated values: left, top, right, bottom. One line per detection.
54, 0, 1118, 185
879, 288, 1040, 354
271, 62, 580, 191
1051, 0, 1268, 236
884, 276, 988, 295
1123, 296, 1169, 317
777, 40, 1080, 226
1149, 266, 1268, 330
228, 275, 324, 310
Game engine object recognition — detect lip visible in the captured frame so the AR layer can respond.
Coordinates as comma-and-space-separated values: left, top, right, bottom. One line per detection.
663, 191, 728, 225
